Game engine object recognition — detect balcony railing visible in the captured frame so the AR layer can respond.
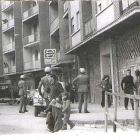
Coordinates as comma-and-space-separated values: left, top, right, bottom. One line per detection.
24, 60, 41, 71
2, 19, 14, 31
3, 42, 15, 53
84, 16, 94, 37
2, 1, 13, 10
64, 1, 68, 13
23, 32, 40, 46
3, 65, 16, 74
50, 16, 59, 34
23, 5, 39, 20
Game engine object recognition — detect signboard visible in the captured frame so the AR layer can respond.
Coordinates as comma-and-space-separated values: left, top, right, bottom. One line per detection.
44, 49, 57, 64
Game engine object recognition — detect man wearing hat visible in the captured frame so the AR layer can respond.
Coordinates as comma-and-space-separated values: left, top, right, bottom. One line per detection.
73, 68, 90, 113
121, 69, 136, 110
38, 66, 52, 108
18, 75, 28, 113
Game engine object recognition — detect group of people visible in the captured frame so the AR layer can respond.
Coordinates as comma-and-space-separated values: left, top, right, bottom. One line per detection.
38, 67, 75, 132
17, 65, 140, 133
99, 69, 140, 110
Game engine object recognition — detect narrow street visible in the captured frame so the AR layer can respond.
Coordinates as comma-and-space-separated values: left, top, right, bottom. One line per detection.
0, 103, 139, 140
0, 103, 104, 135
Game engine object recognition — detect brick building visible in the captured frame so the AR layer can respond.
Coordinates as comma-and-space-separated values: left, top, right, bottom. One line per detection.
0, 0, 140, 104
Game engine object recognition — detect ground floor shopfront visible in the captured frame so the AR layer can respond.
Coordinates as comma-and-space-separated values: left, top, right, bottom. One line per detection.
73, 24, 140, 104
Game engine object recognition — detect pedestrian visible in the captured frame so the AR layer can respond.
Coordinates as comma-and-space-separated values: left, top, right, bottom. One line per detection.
121, 69, 136, 110
61, 91, 75, 130
70, 85, 76, 103
73, 68, 90, 113
18, 75, 28, 113
99, 75, 112, 108
38, 66, 51, 108
46, 73, 64, 132
134, 70, 140, 107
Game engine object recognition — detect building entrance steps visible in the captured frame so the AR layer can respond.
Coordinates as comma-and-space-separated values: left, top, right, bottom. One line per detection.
70, 103, 140, 126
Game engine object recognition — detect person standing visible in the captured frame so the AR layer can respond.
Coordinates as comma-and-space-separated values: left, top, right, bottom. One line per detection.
61, 92, 75, 130
18, 75, 27, 113
38, 66, 51, 108
99, 75, 112, 108
49, 73, 64, 132
73, 68, 90, 113
121, 69, 135, 110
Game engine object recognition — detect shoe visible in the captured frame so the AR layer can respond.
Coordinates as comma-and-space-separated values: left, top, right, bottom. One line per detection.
132, 107, 134, 110
84, 110, 90, 113
62, 127, 67, 130
79, 110, 81, 113
19, 111, 25, 113
125, 107, 128, 110
70, 124, 75, 129
24, 110, 28, 112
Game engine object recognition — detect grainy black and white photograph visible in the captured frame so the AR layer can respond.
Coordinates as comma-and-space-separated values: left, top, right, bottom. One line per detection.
0, 0, 140, 139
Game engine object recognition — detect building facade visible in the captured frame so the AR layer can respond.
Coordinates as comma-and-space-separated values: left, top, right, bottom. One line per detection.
0, 0, 140, 104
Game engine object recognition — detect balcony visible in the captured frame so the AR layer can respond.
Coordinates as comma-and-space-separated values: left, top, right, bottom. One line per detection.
24, 60, 41, 71
2, 19, 14, 32
2, 1, 13, 11
23, 32, 40, 46
3, 65, 16, 74
23, 5, 39, 21
50, 16, 59, 35
84, 16, 95, 38
3, 42, 15, 53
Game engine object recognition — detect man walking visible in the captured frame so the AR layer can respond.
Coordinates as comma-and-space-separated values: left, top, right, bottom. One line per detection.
73, 68, 90, 113
121, 69, 135, 110
38, 66, 51, 108
18, 75, 28, 113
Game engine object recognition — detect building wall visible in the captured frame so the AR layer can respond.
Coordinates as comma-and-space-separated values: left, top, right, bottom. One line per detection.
14, 2, 23, 73
39, 1, 50, 68
0, 2, 3, 77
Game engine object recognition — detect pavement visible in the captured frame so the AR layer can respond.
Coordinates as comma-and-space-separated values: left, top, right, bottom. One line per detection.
70, 103, 140, 127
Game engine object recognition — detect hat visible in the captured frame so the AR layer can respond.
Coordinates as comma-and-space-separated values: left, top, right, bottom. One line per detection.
79, 68, 85, 74
20, 75, 25, 79
44, 67, 51, 73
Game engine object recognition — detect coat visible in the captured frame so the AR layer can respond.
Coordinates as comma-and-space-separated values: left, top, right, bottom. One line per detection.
18, 80, 26, 96
38, 74, 51, 98
73, 74, 89, 93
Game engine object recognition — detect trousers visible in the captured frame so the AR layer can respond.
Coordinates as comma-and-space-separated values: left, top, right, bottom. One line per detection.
62, 114, 75, 129
124, 89, 134, 108
19, 95, 26, 111
78, 92, 88, 111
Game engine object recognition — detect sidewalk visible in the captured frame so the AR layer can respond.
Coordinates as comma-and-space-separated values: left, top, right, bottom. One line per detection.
70, 103, 139, 126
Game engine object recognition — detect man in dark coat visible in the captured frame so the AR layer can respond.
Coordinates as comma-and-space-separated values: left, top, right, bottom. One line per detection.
121, 69, 135, 110
73, 68, 90, 113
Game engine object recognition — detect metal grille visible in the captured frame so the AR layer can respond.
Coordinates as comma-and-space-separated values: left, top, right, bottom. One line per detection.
117, 34, 140, 62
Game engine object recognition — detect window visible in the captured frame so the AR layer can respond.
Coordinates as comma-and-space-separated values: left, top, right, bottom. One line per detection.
71, 17, 74, 34
9, 11, 13, 20
76, 11, 80, 30
122, 0, 137, 10
35, 50, 38, 60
